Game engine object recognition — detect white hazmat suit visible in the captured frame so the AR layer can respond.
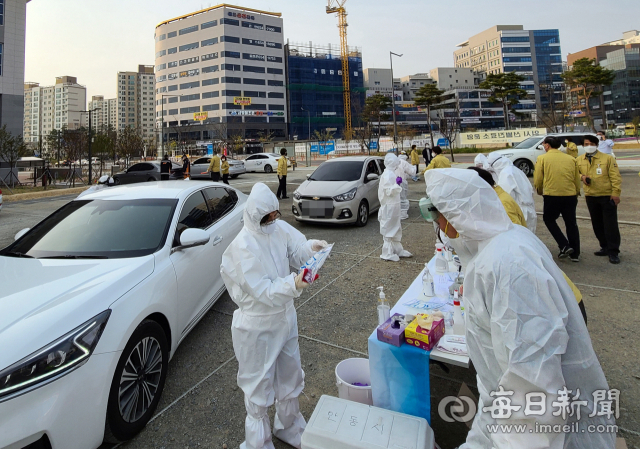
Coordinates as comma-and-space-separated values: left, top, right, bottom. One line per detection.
396, 154, 417, 219
473, 153, 499, 184
220, 183, 319, 449
488, 152, 537, 233
425, 169, 615, 449
378, 153, 412, 261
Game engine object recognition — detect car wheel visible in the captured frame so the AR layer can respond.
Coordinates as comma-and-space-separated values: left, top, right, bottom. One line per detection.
264, 165, 273, 173
147, 177, 156, 182
230, 174, 239, 179
515, 159, 534, 177
105, 320, 169, 442
114, 178, 121, 185
355, 200, 369, 227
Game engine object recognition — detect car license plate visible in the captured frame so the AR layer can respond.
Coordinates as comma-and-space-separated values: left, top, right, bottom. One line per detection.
301, 200, 333, 218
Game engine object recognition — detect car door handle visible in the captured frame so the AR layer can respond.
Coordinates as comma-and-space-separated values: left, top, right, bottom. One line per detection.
212, 236, 223, 246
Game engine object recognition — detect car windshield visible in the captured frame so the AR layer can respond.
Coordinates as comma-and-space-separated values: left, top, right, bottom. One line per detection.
1, 199, 177, 259
309, 161, 364, 181
513, 137, 544, 149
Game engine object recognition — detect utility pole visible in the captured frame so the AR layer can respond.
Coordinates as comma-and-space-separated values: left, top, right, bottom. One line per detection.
81, 107, 100, 184
390, 52, 403, 148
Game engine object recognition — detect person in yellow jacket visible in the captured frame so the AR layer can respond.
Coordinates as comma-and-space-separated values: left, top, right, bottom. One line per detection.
207, 151, 221, 182
410, 144, 420, 172
276, 148, 289, 199
422, 146, 451, 173
563, 138, 579, 158
577, 135, 623, 264
470, 166, 588, 324
534, 136, 581, 261
220, 154, 230, 185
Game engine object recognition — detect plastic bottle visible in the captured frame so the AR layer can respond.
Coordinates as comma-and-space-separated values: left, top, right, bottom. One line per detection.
422, 264, 435, 297
377, 286, 390, 325
435, 246, 448, 274
452, 291, 465, 335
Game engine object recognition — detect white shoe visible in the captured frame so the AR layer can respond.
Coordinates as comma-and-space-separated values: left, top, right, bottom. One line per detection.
399, 250, 413, 258
380, 254, 400, 262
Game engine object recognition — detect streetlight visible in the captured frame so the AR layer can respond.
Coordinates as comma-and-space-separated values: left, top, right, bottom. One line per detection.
301, 107, 311, 140
80, 107, 100, 184
159, 94, 183, 157
390, 52, 403, 147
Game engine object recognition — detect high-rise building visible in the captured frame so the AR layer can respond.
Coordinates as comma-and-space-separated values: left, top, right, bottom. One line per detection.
454, 25, 564, 121
429, 67, 477, 91
23, 82, 43, 144
155, 4, 287, 150
286, 41, 364, 140
601, 47, 640, 124
117, 65, 156, 143
3, 1, 31, 137
85, 95, 117, 131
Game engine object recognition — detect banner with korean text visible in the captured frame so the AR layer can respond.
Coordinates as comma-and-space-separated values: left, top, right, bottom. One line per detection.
459, 128, 547, 145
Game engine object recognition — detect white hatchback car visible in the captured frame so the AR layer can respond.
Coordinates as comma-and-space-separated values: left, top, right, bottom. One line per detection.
0, 181, 246, 449
243, 153, 291, 173
489, 132, 598, 176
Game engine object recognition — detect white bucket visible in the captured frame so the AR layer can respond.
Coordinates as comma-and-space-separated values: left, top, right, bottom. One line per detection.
335, 358, 373, 405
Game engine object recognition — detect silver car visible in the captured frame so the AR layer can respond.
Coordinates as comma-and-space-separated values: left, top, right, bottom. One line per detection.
190, 157, 246, 180
292, 156, 384, 226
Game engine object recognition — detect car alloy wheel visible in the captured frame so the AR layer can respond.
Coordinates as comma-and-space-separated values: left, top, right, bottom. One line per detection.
264, 165, 273, 173
114, 178, 121, 185
515, 159, 533, 177
355, 200, 369, 227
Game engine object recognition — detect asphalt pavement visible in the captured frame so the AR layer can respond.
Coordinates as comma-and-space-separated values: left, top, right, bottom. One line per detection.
1, 164, 639, 449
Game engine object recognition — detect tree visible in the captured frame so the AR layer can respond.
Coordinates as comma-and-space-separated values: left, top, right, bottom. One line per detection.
257, 130, 275, 144
0, 126, 28, 187
414, 84, 444, 147
92, 131, 116, 177
562, 58, 616, 132
436, 103, 461, 163
363, 94, 392, 150
537, 84, 569, 132
479, 72, 527, 130
45, 128, 64, 165
116, 126, 144, 166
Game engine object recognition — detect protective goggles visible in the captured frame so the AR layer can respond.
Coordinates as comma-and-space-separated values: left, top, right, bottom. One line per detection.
260, 210, 282, 226
419, 197, 439, 222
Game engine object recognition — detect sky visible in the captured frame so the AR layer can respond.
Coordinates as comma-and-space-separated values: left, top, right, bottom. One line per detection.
25, 0, 640, 100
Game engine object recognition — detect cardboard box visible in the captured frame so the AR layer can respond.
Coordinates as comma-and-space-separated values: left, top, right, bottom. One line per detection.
376, 313, 407, 347
404, 315, 445, 352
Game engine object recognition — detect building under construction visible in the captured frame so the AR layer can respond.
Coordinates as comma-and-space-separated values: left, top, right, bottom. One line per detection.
285, 41, 365, 140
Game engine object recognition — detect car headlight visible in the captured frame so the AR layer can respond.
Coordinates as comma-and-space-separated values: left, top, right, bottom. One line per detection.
0, 310, 111, 400
293, 190, 301, 200
500, 153, 514, 158
333, 187, 357, 202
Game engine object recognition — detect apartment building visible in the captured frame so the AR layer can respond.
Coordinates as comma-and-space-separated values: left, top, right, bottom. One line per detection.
155, 4, 287, 146
117, 65, 156, 144
85, 95, 117, 131
2, 1, 30, 137
429, 67, 477, 91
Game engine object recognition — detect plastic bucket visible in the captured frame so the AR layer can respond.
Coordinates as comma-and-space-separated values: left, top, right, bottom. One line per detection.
335, 358, 373, 405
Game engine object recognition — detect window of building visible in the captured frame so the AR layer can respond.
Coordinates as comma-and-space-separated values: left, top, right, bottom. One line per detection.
243, 65, 265, 73
266, 56, 282, 63
156, 50, 166, 58
168, 97, 178, 104
244, 91, 266, 98
221, 89, 242, 96
221, 35, 241, 44
168, 109, 179, 115
243, 53, 265, 61
267, 67, 283, 75
179, 42, 199, 52
203, 104, 220, 111
222, 51, 241, 59
202, 78, 220, 86
221, 63, 241, 71
203, 65, 219, 73
202, 52, 219, 61
268, 80, 283, 87
242, 21, 264, 30
180, 81, 200, 90
201, 20, 217, 29
180, 106, 200, 114
265, 25, 281, 33
180, 94, 200, 102
202, 38, 218, 47
269, 104, 285, 111
266, 41, 282, 49
221, 76, 242, 84
168, 31, 177, 38
168, 47, 177, 54
220, 18, 239, 26
0, 1, 4, 26
179, 25, 198, 35
222, 103, 241, 110
202, 91, 220, 99
242, 38, 265, 47
268, 92, 284, 99
179, 57, 199, 66
244, 78, 266, 85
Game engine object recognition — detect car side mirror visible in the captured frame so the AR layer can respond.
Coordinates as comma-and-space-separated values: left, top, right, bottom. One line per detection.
306, 174, 311, 179
15, 228, 30, 241
366, 173, 379, 181
172, 228, 210, 253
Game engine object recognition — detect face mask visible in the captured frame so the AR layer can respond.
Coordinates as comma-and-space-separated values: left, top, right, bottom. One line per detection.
446, 235, 479, 269
261, 222, 277, 235
431, 152, 436, 158
585, 145, 597, 154
598, 136, 604, 141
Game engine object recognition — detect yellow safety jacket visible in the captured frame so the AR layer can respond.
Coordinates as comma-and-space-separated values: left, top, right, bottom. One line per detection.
533, 149, 580, 196
576, 151, 622, 197
277, 157, 288, 176
422, 154, 451, 173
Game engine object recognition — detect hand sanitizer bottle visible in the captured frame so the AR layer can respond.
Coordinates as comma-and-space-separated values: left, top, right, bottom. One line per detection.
377, 286, 390, 325
422, 264, 435, 297
452, 291, 465, 335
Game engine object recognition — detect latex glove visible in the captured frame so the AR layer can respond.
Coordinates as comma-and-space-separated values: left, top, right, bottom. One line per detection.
396, 176, 403, 185
311, 240, 328, 251
294, 271, 310, 290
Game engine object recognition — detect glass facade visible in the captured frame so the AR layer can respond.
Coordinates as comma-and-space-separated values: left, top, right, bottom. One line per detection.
287, 49, 364, 139
602, 48, 640, 123
532, 30, 564, 109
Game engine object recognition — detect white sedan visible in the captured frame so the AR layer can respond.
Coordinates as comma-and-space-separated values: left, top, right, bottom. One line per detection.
0, 181, 246, 448
243, 153, 291, 173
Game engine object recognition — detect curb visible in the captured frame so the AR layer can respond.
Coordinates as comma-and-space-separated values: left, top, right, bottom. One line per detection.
3, 186, 89, 203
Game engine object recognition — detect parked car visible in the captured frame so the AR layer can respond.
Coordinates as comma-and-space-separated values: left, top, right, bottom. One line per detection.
244, 153, 291, 173
113, 161, 181, 185
190, 157, 246, 180
0, 181, 247, 448
490, 132, 598, 176
292, 156, 384, 226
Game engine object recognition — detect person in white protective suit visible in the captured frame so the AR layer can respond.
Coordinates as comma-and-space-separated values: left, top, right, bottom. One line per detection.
396, 154, 417, 219
487, 152, 537, 233
378, 153, 413, 261
220, 183, 328, 449
473, 153, 498, 184
423, 168, 616, 449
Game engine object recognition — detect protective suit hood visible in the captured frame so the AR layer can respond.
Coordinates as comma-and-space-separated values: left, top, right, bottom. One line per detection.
244, 183, 279, 235
425, 169, 513, 243
384, 153, 400, 170
487, 152, 511, 175
474, 153, 489, 168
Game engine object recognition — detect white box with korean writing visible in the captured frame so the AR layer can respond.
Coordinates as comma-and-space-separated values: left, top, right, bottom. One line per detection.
301, 395, 434, 449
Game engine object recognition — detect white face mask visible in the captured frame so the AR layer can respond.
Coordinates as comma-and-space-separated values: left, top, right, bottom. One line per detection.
261, 223, 277, 235
446, 236, 479, 270
431, 152, 436, 158
598, 135, 605, 141
585, 145, 597, 154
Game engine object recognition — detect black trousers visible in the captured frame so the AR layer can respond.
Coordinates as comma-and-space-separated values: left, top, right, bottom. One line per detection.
414, 164, 419, 173
210, 171, 220, 182
543, 195, 580, 256
222, 173, 229, 185
585, 196, 620, 255
277, 175, 287, 198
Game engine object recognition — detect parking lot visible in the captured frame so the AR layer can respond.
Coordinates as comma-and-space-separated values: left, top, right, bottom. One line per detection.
1, 163, 639, 449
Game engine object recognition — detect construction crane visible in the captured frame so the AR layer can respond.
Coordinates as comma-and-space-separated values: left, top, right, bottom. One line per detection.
326, 0, 352, 135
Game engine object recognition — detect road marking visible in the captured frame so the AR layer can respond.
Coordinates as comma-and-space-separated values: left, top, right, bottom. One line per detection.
298, 334, 367, 357
574, 283, 640, 295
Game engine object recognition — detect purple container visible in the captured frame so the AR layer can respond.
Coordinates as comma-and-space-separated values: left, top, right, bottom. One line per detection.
376, 313, 407, 347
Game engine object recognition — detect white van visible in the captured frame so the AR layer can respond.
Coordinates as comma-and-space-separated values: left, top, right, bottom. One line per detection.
488, 132, 598, 176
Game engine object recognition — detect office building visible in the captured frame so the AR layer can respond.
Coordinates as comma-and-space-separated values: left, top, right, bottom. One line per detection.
429, 67, 477, 91
398, 73, 434, 101
286, 41, 364, 140
454, 25, 564, 121
604, 30, 640, 46
84, 95, 118, 131
155, 4, 287, 148
117, 65, 155, 145
435, 88, 506, 131
363, 68, 402, 101
601, 47, 640, 125
3, 0, 30, 137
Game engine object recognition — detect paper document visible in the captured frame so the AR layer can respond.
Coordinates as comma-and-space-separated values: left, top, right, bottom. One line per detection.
300, 243, 334, 284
